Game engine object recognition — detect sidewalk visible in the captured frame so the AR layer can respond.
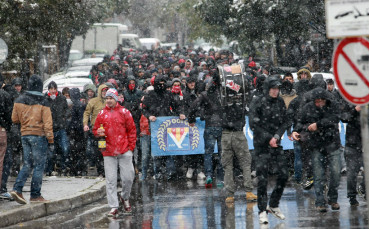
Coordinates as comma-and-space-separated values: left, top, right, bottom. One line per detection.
0, 176, 106, 228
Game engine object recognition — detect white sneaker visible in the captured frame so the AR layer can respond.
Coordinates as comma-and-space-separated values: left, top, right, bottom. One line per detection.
259, 211, 268, 224
186, 168, 194, 179
197, 172, 206, 180
267, 206, 285, 220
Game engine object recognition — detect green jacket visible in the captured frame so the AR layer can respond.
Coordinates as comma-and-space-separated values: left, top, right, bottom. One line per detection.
83, 84, 108, 127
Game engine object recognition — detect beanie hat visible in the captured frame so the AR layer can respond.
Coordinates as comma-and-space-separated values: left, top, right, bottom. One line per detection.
28, 75, 43, 92
105, 88, 119, 101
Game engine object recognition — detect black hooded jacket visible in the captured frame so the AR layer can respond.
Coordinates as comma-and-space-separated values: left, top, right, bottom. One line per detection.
340, 101, 361, 149
67, 88, 86, 135
0, 74, 12, 131
123, 75, 143, 122
142, 75, 183, 117
249, 76, 288, 146
188, 82, 223, 127
294, 88, 341, 152
46, 89, 69, 132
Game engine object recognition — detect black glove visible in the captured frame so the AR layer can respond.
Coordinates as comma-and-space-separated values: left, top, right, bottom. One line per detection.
48, 143, 55, 152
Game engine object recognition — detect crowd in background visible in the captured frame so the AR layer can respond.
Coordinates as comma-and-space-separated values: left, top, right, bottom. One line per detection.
0, 43, 365, 215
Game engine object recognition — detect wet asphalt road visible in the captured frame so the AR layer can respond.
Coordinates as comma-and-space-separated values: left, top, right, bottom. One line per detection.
6, 176, 369, 229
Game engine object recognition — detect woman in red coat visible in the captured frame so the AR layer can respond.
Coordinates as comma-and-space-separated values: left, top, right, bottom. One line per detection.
93, 88, 136, 217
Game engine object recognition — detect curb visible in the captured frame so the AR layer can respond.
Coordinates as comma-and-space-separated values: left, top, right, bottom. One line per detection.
0, 180, 106, 228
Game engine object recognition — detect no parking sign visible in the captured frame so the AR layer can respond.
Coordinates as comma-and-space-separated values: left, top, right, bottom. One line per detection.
333, 37, 369, 105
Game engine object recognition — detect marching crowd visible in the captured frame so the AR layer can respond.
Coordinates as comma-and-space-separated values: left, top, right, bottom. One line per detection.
0, 43, 366, 223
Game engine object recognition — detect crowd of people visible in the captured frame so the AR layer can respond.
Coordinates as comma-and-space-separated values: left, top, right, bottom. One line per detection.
0, 43, 366, 223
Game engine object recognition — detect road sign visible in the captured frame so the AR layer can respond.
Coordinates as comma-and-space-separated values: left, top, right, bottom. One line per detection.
0, 38, 8, 64
333, 37, 369, 105
325, 0, 369, 38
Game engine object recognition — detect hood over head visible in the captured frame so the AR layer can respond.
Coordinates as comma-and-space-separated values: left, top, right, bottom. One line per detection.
295, 79, 310, 95
154, 75, 167, 93
263, 76, 282, 94
309, 74, 326, 90
97, 84, 109, 99
281, 80, 293, 95
311, 87, 330, 101
83, 83, 96, 93
297, 68, 312, 80
70, 88, 81, 102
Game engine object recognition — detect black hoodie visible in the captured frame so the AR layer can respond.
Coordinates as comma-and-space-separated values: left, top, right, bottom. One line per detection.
0, 73, 12, 131
123, 75, 143, 123
249, 76, 288, 146
142, 75, 183, 118
294, 88, 341, 152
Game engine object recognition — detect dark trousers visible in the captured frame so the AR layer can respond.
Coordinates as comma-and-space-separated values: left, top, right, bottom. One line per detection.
255, 146, 289, 212
90, 134, 104, 176
345, 146, 365, 198
68, 131, 87, 176
301, 142, 314, 180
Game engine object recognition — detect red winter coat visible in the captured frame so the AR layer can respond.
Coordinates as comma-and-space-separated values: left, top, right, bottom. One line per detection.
93, 103, 136, 156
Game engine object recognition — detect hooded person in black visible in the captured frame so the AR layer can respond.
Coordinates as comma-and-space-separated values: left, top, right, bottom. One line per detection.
123, 75, 143, 174
292, 88, 341, 212
188, 72, 224, 187
142, 75, 185, 180
249, 76, 289, 224
67, 88, 87, 176
0, 73, 12, 200
293, 74, 332, 190
341, 101, 365, 206
182, 77, 205, 180
1, 76, 23, 200
286, 78, 310, 184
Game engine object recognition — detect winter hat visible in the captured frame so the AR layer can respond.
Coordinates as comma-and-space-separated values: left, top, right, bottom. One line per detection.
28, 75, 43, 92
105, 88, 119, 101
48, 81, 58, 90
172, 78, 181, 83
326, 78, 334, 85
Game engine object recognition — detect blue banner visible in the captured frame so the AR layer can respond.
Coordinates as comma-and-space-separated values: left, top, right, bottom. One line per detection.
151, 117, 205, 156
151, 116, 346, 156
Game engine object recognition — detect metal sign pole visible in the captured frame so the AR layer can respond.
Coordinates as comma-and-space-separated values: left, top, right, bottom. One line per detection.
361, 104, 369, 211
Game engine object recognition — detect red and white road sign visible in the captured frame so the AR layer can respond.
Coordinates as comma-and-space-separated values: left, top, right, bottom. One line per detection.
333, 37, 369, 105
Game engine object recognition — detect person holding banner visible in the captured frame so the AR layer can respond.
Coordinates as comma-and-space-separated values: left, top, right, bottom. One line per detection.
188, 73, 224, 188
249, 76, 289, 224
142, 75, 186, 180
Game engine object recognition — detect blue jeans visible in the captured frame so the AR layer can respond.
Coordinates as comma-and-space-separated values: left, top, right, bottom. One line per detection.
140, 135, 151, 180
13, 136, 48, 198
153, 156, 175, 178
293, 141, 302, 182
311, 148, 341, 207
46, 129, 70, 173
204, 127, 223, 180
